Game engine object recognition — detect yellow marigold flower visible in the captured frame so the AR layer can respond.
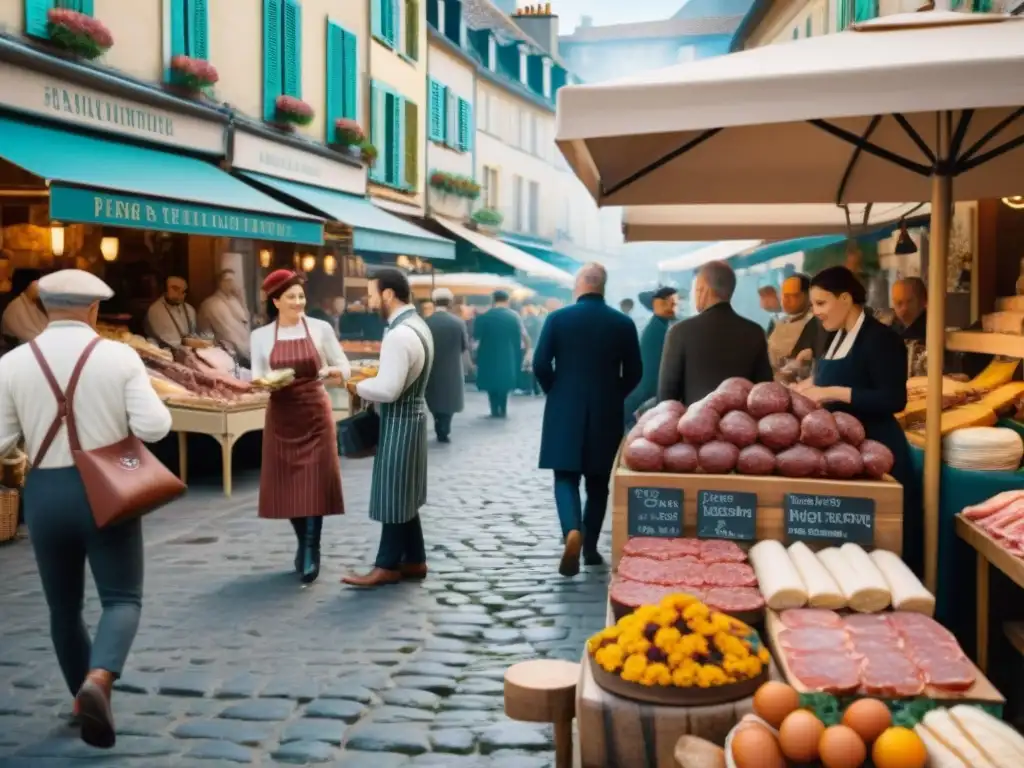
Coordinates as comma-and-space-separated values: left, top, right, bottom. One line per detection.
631, 606, 659, 623
595, 644, 626, 673
710, 613, 733, 632
672, 665, 698, 687
715, 634, 748, 658
682, 602, 710, 621
690, 618, 719, 637
660, 593, 699, 612
621, 653, 649, 683
653, 608, 678, 628
758, 647, 771, 664
653, 626, 682, 651
641, 663, 672, 686
620, 634, 651, 656
679, 633, 709, 656
696, 665, 728, 688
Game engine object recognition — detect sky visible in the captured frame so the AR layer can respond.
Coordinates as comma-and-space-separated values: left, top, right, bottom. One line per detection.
550, 0, 686, 31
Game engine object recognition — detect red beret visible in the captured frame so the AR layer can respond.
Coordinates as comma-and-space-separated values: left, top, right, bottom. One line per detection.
261, 269, 303, 298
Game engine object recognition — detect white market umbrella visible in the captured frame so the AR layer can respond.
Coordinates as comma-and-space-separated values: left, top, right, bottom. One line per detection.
557, 10, 1024, 593
657, 240, 763, 272
626, 203, 929, 242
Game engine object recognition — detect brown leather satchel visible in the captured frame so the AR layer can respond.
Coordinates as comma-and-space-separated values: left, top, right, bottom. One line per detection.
29, 337, 186, 528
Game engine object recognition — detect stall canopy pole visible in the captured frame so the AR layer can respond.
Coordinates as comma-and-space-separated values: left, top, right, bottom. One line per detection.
923, 112, 952, 595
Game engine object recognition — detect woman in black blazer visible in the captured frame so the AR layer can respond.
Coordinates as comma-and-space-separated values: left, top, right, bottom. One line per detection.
797, 266, 921, 575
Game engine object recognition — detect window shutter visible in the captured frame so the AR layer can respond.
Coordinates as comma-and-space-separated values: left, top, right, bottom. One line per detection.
405, 0, 419, 60
282, 0, 302, 98
457, 98, 471, 153
369, 83, 385, 182
388, 93, 403, 185
58, 0, 93, 14
325, 21, 344, 141
169, 0, 186, 58
445, 89, 458, 148
428, 80, 443, 142
190, 0, 209, 59
25, 0, 55, 38
379, 0, 396, 46
262, 0, 283, 121
853, 0, 876, 22
371, 0, 382, 38
342, 30, 357, 119
390, 0, 400, 48
404, 100, 418, 189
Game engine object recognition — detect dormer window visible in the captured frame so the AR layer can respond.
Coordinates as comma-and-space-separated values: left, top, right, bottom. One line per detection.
542, 57, 552, 98
519, 47, 528, 84
438, 0, 446, 33
487, 35, 497, 72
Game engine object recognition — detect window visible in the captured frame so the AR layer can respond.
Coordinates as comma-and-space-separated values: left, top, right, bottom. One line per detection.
437, 0, 446, 33
805, 16, 812, 36
512, 175, 524, 231
542, 58, 552, 99
326, 21, 358, 139
263, 0, 302, 123
404, 100, 418, 188
478, 90, 489, 132
459, 17, 467, 47
404, 0, 420, 60
482, 166, 499, 209
428, 78, 446, 142
446, 89, 459, 147
373, 0, 416, 57
853, 0, 877, 22
519, 49, 528, 84
169, 0, 209, 63
26, 0, 93, 38
487, 35, 497, 71
519, 111, 529, 151
792, 27, 799, 39
488, 93, 500, 135
529, 113, 538, 155
370, 81, 418, 190
457, 98, 472, 153
527, 181, 539, 234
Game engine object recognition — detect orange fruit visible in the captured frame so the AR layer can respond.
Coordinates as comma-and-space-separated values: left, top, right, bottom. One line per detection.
871, 726, 927, 768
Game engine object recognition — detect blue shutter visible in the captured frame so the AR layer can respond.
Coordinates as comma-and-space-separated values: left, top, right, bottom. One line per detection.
458, 98, 471, 153
282, 0, 302, 98
190, 0, 209, 59
853, 0, 876, 22
390, 0, 400, 48
262, 0, 283, 121
25, 0, 54, 38
57, 0, 93, 13
427, 79, 443, 142
169, 0, 186, 58
371, 0, 382, 38
342, 30, 357, 119
325, 21, 344, 141
389, 93, 403, 186
369, 83, 385, 182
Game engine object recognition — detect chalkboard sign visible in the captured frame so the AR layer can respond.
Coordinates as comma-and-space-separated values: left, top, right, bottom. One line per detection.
697, 490, 757, 541
627, 487, 683, 538
785, 493, 875, 546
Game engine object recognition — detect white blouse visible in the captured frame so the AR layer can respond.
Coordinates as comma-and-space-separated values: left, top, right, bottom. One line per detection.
249, 316, 351, 380
824, 309, 866, 361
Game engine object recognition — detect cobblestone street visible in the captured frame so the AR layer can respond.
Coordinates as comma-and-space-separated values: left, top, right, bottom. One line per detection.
0, 392, 609, 767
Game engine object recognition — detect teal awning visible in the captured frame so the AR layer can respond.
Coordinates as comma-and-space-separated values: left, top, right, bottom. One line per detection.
500, 234, 583, 272
240, 172, 455, 261
0, 115, 323, 245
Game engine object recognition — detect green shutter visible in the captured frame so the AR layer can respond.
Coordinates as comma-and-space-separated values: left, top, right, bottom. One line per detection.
170, 0, 186, 58
326, 21, 344, 141
56, 0, 92, 13
369, 83, 385, 182
853, 0, 876, 22
283, 0, 302, 98
389, 0, 399, 47
404, 100, 418, 189
25, 0, 54, 38
805, 17, 812, 37
405, 0, 419, 60
371, 0, 382, 39
262, 0, 282, 121
428, 79, 443, 142
457, 98, 471, 153
388, 92, 402, 185
190, 0, 209, 59
378, 0, 396, 46
342, 30, 357, 119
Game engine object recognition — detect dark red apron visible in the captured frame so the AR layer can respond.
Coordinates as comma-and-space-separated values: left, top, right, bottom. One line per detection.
258, 318, 344, 520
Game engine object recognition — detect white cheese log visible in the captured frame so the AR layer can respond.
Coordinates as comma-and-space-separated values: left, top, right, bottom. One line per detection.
869, 548, 935, 616
787, 541, 845, 610
921, 710, 998, 768
950, 705, 1024, 767
749, 540, 807, 611
914, 723, 969, 768
815, 545, 890, 613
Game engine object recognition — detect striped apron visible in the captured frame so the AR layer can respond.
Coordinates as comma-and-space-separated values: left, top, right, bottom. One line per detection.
368, 312, 434, 524
258, 318, 344, 520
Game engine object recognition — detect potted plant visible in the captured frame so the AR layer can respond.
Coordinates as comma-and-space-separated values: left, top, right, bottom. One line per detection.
272, 95, 315, 129
454, 175, 481, 200
333, 118, 365, 147
358, 139, 378, 167
169, 55, 219, 93
46, 7, 113, 60
471, 208, 503, 229
429, 170, 453, 194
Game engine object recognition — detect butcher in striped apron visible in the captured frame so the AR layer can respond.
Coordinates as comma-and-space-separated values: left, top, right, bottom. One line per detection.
343, 269, 434, 588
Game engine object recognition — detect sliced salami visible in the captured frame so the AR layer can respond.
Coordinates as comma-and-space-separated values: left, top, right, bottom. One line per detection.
622, 537, 702, 561
617, 555, 706, 587
704, 562, 757, 587
888, 613, 958, 645
779, 608, 843, 629
609, 577, 701, 611
698, 539, 747, 563
844, 614, 898, 639
861, 653, 925, 697
787, 652, 861, 693
704, 586, 765, 613
779, 627, 850, 653
915, 655, 977, 691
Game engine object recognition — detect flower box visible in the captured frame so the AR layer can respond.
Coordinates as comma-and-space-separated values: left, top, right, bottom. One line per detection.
169, 55, 219, 90
273, 95, 315, 127
333, 118, 366, 147
428, 171, 481, 200
471, 208, 503, 228
46, 8, 113, 60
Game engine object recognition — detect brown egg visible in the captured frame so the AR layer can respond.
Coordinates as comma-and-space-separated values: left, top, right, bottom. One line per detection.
731, 724, 786, 768
819, 724, 868, 768
842, 698, 892, 744
752, 681, 801, 729
778, 709, 825, 762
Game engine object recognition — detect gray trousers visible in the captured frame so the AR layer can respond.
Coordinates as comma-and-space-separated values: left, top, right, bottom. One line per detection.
23, 466, 143, 695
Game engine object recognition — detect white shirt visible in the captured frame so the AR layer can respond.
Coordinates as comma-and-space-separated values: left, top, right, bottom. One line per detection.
0, 321, 173, 468
824, 309, 866, 361
1, 294, 48, 343
198, 291, 251, 360
356, 305, 428, 404
145, 297, 197, 348
249, 316, 352, 380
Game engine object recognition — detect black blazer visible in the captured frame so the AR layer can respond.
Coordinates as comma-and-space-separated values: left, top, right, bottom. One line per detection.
658, 302, 773, 406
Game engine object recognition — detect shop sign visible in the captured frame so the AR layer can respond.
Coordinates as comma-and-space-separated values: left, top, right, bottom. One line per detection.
49, 186, 323, 246
696, 490, 756, 541
0, 62, 224, 154
627, 486, 682, 538
784, 493, 875, 546
233, 130, 367, 196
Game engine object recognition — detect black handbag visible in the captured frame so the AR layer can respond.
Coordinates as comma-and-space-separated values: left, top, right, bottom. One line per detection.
338, 405, 380, 458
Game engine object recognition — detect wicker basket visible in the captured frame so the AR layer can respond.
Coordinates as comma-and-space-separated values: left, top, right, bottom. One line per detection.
1, 449, 27, 489
0, 487, 18, 543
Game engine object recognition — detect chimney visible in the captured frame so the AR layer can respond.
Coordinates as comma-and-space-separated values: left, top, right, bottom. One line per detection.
511, 3, 559, 57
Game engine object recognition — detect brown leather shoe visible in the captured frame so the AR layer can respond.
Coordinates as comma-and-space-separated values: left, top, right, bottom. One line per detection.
75, 669, 115, 748
400, 563, 428, 580
559, 530, 582, 577
342, 567, 402, 587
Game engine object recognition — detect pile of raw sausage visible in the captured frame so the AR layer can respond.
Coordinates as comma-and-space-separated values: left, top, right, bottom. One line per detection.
623, 378, 895, 480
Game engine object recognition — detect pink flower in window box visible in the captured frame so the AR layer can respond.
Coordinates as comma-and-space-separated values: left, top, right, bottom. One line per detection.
274, 95, 315, 126
45, 8, 113, 60
333, 118, 366, 147
169, 55, 220, 89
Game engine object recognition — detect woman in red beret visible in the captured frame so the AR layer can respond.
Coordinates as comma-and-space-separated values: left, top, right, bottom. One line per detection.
250, 269, 350, 582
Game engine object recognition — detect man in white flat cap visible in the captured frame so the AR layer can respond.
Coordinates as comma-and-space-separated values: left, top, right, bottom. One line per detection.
423, 287, 469, 443
0, 269, 172, 749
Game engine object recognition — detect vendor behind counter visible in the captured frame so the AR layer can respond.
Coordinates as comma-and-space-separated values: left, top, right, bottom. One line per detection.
767, 273, 831, 370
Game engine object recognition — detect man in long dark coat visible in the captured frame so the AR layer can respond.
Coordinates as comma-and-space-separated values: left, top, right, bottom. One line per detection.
534, 264, 642, 576
624, 286, 678, 427
474, 290, 524, 418
424, 288, 469, 443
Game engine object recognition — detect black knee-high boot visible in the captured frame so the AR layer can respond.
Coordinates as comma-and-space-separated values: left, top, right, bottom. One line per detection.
289, 519, 305, 573
300, 517, 323, 584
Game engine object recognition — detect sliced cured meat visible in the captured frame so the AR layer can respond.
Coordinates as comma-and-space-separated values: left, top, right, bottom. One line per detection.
704, 562, 757, 587
698, 539, 747, 563
888, 612, 958, 643
850, 636, 896, 655
786, 652, 861, 693
609, 577, 702, 610
844, 614, 898, 639
622, 537, 701, 560
617, 555, 706, 587
779, 608, 843, 629
904, 643, 966, 666
779, 628, 849, 653
915, 655, 976, 691
861, 653, 925, 697
704, 586, 765, 614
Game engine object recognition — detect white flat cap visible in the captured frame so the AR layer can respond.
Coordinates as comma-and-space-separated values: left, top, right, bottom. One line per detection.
431, 287, 454, 302
38, 269, 114, 308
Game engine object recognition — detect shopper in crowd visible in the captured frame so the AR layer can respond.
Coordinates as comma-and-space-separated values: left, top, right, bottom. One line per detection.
0, 269, 172, 749
521, 304, 545, 396
891, 276, 927, 342
758, 284, 781, 336
419, 300, 435, 319
767, 273, 829, 370
797, 266, 920, 573
1, 277, 48, 344
343, 268, 434, 588
473, 290, 526, 418
619, 297, 634, 317
534, 263, 642, 576
198, 269, 252, 367
659, 260, 773, 405
625, 286, 678, 428
307, 294, 345, 337
424, 287, 469, 443
144, 275, 198, 350
250, 270, 349, 583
